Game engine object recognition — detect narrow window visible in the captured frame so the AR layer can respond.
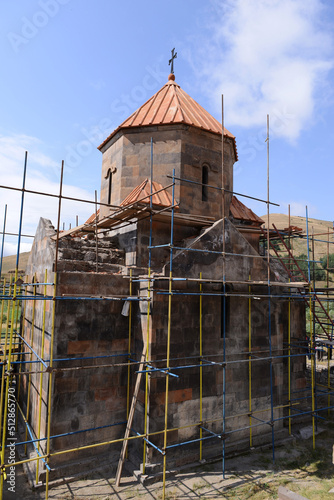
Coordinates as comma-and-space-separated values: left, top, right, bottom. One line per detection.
202, 165, 208, 202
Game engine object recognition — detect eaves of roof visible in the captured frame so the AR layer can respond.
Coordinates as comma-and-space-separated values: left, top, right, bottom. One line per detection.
98, 75, 237, 160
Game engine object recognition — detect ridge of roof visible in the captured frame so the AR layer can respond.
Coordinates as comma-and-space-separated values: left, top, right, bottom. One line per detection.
98, 76, 237, 159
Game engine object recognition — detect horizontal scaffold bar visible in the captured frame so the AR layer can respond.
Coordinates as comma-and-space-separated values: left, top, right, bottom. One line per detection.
166, 174, 280, 206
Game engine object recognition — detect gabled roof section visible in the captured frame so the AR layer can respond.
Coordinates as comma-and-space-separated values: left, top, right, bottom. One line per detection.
230, 196, 264, 226
98, 74, 237, 159
120, 179, 174, 208
85, 209, 100, 225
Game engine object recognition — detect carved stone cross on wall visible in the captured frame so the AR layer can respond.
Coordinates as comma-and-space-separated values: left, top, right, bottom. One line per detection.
105, 165, 117, 205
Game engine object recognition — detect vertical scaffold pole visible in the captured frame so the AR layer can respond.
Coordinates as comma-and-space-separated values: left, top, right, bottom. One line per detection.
54, 161, 64, 275
0, 278, 9, 439
0, 280, 17, 499
248, 276, 252, 447
126, 268, 132, 459
327, 228, 331, 415
162, 169, 175, 500
311, 227, 318, 431
306, 207, 311, 284
309, 284, 316, 449
143, 138, 154, 473
0, 152, 27, 499
16, 151, 28, 270
94, 190, 99, 273
288, 283, 291, 435
35, 269, 48, 484
266, 115, 275, 463
306, 207, 315, 448
45, 273, 56, 500
16, 279, 26, 429
143, 269, 151, 472
221, 94, 227, 479
46, 160, 64, 498
0, 277, 5, 341
199, 272, 203, 460
288, 204, 291, 273
25, 276, 37, 454
0, 205, 7, 280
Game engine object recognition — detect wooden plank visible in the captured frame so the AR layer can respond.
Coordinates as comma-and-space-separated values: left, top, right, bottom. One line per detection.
50, 224, 95, 240
115, 346, 146, 487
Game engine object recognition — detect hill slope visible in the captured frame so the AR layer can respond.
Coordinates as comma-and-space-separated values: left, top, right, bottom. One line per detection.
261, 213, 334, 261
0, 252, 30, 278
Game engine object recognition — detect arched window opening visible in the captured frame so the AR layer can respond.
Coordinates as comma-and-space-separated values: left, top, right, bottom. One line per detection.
202, 165, 209, 202
105, 168, 112, 205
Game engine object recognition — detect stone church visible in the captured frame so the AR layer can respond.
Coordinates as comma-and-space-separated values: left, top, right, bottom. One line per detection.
21, 70, 305, 483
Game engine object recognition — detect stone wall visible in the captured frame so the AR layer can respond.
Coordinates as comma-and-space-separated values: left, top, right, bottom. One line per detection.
21, 219, 133, 479
22, 218, 56, 473
57, 234, 125, 272
132, 218, 306, 468
21, 214, 306, 481
49, 272, 131, 469
99, 124, 236, 221
99, 126, 182, 217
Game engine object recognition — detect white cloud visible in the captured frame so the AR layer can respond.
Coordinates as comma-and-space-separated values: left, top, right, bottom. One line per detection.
189, 0, 333, 140
279, 201, 318, 217
2, 242, 32, 259
0, 134, 94, 257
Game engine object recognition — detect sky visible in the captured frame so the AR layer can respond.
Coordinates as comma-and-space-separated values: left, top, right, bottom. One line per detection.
1, 0, 334, 257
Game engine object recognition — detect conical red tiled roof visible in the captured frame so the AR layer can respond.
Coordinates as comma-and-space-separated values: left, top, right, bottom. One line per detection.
98, 75, 237, 158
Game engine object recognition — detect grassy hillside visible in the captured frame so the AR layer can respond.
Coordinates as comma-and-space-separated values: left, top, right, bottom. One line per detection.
261, 213, 334, 262
0, 252, 30, 279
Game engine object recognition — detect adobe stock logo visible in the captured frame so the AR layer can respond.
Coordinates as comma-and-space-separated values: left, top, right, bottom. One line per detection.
7, 0, 71, 54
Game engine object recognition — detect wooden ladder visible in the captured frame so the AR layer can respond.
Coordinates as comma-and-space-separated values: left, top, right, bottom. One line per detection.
115, 346, 146, 487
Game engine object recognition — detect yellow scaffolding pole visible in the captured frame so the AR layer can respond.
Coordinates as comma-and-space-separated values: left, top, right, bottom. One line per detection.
1, 395, 302, 474
24, 275, 37, 454
126, 269, 132, 460
0, 277, 11, 442
288, 286, 291, 435
143, 267, 151, 474
0, 271, 18, 499
14, 282, 21, 332
162, 271, 172, 500
16, 279, 26, 430
0, 277, 6, 450
327, 228, 331, 416
35, 269, 48, 484
199, 272, 203, 460
0, 278, 5, 337
309, 285, 315, 450
248, 277, 252, 447
45, 274, 57, 499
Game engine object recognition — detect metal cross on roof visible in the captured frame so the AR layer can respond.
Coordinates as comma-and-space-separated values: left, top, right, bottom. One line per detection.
169, 48, 177, 74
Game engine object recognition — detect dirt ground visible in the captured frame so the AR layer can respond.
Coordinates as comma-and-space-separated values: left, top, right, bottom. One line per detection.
4, 417, 334, 500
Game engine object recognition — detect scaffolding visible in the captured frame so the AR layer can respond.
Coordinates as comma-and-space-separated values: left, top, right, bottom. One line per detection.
0, 143, 334, 500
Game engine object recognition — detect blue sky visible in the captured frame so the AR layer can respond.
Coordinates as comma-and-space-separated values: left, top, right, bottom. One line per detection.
1, 0, 334, 256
